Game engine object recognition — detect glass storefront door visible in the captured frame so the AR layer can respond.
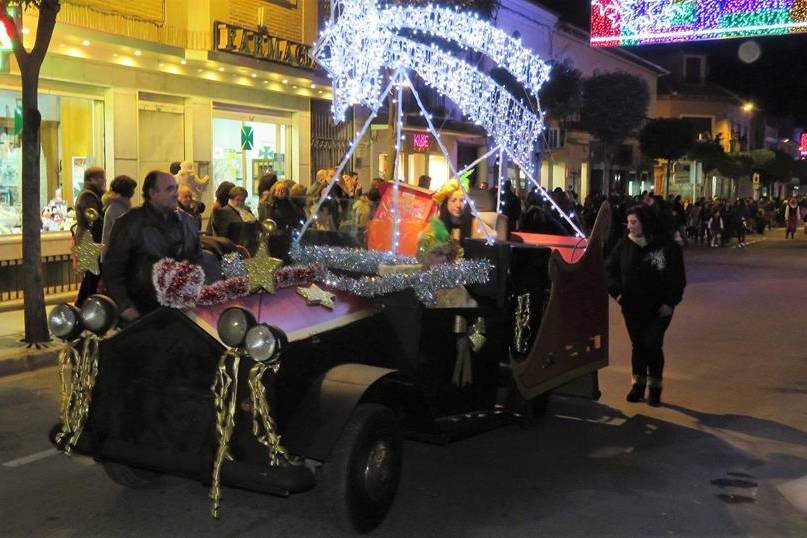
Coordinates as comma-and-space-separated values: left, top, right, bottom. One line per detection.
212, 114, 291, 210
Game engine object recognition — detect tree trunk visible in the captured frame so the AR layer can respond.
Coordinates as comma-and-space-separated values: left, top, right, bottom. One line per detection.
20, 65, 49, 344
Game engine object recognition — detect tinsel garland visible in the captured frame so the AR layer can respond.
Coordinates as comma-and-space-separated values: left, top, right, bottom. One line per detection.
320, 258, 492, 306
210, 349, 240, 519
198, 277, 250, 306
247, 362, 291, 466
290, 243, 417, 274
153, 258, 319, 309
55, 335, 102, 453
153, 258, 206, 309
221, 252, 247, 279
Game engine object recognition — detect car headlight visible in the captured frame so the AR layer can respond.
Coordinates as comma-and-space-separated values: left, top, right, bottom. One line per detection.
48, 304, 82, 340
244, 324, 282, 363
80, 295, 118, 334
217, 307, 256, 348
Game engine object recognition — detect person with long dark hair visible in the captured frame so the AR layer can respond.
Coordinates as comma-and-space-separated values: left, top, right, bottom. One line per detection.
606, 205, 686, 407
431, 179, 492, 242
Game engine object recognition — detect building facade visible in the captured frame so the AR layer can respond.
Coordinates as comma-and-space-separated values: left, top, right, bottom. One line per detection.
0, 0, 324, 299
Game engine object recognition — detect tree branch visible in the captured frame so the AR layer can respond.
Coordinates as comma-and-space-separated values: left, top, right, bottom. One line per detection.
30, 0, 60, 66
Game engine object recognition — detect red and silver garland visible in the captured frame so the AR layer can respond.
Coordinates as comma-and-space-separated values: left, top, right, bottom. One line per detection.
153, 258, 319, 309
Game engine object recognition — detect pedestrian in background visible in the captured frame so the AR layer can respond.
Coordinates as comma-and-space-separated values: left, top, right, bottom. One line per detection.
101, 175, 137, 263
784, 197, 800, 239
606, 205, 686, 407
74, 166, 107, 306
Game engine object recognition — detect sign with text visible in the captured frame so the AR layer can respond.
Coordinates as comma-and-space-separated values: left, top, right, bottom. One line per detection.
214, 21, 318, 71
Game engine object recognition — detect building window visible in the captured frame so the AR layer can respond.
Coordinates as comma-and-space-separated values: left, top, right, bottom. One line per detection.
546, 127, 562, 150
684, 56, 703, 84
212, 115, 292, 210
0, 90, 105, 235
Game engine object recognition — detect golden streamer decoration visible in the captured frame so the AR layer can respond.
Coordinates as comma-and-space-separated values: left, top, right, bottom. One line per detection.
247, 362, 291, 467
209, 349, 241, 519
55, 335, 102, 453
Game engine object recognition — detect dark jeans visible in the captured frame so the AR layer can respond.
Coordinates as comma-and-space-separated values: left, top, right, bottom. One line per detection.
75, 266, 101, 307
622, 309, 673, 382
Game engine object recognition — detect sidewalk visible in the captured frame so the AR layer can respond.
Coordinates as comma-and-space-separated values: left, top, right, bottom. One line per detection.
0, 308, 60, 378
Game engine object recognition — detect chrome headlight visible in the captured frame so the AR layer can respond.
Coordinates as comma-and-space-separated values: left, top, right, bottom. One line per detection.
80, 295, 118, 334
244, 324, 282, 364
48, 304, 82, 340
217, 307, 256, 348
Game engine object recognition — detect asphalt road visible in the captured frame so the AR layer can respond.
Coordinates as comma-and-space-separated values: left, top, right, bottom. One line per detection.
2, 230, 807, 537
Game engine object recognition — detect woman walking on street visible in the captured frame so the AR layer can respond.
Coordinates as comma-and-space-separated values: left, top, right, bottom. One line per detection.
606, 205, 686, 407
784, 197, 800, 239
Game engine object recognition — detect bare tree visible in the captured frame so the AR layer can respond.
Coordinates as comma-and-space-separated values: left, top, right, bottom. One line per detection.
0, 0, 62, 344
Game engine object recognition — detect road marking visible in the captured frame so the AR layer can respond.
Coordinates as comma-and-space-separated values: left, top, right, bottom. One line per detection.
2, 448, 59, 468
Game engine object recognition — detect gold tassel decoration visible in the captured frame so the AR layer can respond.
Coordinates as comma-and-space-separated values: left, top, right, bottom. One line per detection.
55, 335, 102, 453
247, 362, 291, 467
209, 349, 241, 519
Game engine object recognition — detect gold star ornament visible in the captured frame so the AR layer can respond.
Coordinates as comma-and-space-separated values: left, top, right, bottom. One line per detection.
245, 241, 283, 293
73, 228, 103, 275
296, 284, 335, 309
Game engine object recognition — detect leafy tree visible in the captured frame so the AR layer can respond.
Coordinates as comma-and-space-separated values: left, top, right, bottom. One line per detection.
580, 72, 649, 194
540, 60, 582, 126
760, 149, 795, 184
639, 118, 695, 195
0, 0, 62, 344
718, 153, 752, 183
689, 138, 726, 174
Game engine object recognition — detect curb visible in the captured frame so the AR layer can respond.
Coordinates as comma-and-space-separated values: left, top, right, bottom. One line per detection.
0, 348, 59, 378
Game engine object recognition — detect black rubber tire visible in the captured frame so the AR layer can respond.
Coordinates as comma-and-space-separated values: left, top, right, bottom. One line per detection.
102, 462, 160, 489
529, 392, 551, 419
320, 403, 403, 534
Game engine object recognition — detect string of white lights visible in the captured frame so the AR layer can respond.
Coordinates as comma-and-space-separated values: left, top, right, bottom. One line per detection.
391, 71, 405, 254
296, 75, 398, 240
380, 3, 551, 99
403, 70, 496, 245
313, 0, 547, 174
496, 148, 505, 213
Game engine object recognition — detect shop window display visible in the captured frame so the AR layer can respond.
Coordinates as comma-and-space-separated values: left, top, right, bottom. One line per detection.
0, 89, 103, 235
212, 117, 290, 210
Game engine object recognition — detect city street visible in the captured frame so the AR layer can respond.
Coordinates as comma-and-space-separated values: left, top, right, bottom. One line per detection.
2, 231, 807, 536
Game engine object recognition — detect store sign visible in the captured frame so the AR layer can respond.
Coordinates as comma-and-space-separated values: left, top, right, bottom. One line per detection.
241, 125, 254, 151
801, 133, 807, 157
213, 21, 318, 71
411, 132, 432, 152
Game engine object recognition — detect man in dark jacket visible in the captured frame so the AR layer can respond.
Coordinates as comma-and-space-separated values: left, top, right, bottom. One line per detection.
103, 170, 201, 322
74, 166, 107, 306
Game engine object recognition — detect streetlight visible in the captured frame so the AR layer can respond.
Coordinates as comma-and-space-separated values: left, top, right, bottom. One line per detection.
742, 102, 754, 113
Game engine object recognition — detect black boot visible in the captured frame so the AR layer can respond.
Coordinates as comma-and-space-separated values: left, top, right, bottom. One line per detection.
647, 383, 662, 407
626, 383, 646, 402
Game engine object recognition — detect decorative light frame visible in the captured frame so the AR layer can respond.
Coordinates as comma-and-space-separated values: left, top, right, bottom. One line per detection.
297, 0, 586, 252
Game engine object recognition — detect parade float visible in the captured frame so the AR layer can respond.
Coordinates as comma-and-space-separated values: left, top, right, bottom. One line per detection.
48, 1, 611, 532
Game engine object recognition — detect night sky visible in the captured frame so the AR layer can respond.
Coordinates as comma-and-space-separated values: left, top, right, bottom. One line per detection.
534, 1, 807, 126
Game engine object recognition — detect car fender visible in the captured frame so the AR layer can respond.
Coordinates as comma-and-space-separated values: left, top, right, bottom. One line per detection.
281, 363, 425, 461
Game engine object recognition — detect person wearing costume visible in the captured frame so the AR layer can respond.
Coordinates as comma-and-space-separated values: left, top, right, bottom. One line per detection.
430, 179, 494, 243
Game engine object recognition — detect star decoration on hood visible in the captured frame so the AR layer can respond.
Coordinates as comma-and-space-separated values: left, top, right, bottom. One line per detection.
245, 242, 283, 293
296, 283, 335, 309
73, 228, 103, 275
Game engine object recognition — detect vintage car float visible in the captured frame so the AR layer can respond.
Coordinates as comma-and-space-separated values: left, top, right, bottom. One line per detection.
47, 200, 611, 533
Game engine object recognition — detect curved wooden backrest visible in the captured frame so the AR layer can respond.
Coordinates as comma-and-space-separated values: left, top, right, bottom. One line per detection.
511, 202, 611, 399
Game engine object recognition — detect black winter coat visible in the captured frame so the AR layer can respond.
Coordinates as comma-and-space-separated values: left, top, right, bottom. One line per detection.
103, 203, 201, 314
605, 235, 686, 314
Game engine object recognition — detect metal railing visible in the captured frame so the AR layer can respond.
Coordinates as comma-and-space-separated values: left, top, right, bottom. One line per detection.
0, 254, 80, 302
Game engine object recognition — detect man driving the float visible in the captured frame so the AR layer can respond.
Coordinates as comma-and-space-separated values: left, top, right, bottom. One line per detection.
103, 170, 201, 322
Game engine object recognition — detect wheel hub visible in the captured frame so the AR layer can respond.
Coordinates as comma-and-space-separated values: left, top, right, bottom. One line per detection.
363, 439, 393, 503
